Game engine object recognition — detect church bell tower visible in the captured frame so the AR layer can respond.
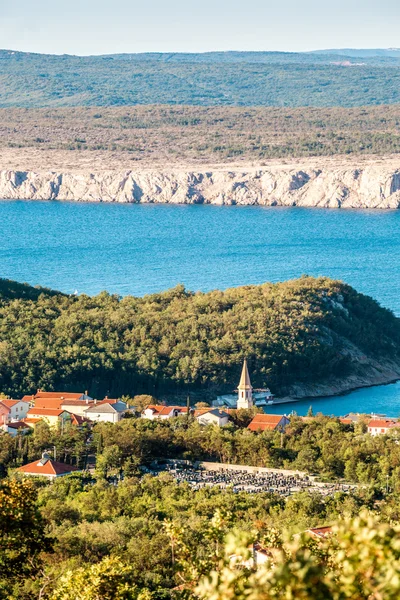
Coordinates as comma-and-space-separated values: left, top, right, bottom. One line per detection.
237, 359, 253, 409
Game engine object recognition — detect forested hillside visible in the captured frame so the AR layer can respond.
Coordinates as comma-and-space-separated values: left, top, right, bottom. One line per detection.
0, 276, 399, 398
1, 49, 400, 107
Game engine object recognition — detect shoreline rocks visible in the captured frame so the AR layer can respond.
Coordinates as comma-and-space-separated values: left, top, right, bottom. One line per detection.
1, 165, 400, 208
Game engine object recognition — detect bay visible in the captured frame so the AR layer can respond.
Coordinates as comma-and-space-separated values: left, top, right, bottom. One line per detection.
0, 201, 399, 312
1, 200, 400, 416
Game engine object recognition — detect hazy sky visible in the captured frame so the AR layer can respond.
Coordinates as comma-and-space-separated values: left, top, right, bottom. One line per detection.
1, 0, 399, 55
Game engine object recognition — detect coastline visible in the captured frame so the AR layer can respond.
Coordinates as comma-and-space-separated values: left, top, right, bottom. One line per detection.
1, 157, 400, 208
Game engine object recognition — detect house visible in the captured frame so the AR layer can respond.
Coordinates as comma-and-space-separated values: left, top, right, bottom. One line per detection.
70, 413, 92, 427
62, 398, 122, 416
252, 542, 272, 568
17, 452, 80, 480
230, 542, 273, 570
195, 409, 229, 427
1, 421, 31, 436
141, 405, 190, 420
306, 526, 333, 540
60, 399, 97, 415
84, 401, 127, 423
22, 390, 92, 406
339, 418, 353, 425
23, 391, 120, 416
25, 408, 72, 428
0, 399, 30, 424
248, 414, 290, 432
368, 419, 400, 436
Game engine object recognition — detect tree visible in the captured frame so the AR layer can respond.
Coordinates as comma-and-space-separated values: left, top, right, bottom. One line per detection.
196, 513, 400, 600
0, 479, 51, 597
50, 556, 151, 600
131, 395, 157, 414
195, 402, 210, 409
95, 444, 123, 478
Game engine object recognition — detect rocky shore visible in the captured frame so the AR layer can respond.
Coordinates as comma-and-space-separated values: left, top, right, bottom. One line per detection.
283, 357, 400, 400
1, 162, 400, 208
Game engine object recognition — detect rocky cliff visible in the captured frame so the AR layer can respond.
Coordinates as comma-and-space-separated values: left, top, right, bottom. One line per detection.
1, 164, 400, 208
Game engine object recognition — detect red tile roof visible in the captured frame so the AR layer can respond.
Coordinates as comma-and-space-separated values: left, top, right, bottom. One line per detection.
61, 400, 92, 407
248, 414, 286, 432
22, 391, 86, 404
368, 419, 397, 429
32, 398, 65, 409
70, 414, 91, 426
145, 404, 188, 416
339, 418, 353, 424
307, 526, 333, 539
97, 398, 119, 406
35, 391, 85, 400
17, 458, 79, 477
194, 408, 211, 416
7, 421, 31, 430
0, 399, 21, 408
27, 408, 69, 417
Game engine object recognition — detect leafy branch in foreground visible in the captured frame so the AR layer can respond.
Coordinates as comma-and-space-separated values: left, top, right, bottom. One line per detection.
196, 513, 400, 600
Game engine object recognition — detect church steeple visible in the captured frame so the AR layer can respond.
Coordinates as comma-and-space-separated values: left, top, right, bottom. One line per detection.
237, 359, 253, 409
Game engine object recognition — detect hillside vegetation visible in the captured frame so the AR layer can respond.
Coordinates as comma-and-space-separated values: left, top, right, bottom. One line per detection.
3, 416, 400, 598
3, 105, 400, 165
0, 276, 399, 398
1, 50, 400, 108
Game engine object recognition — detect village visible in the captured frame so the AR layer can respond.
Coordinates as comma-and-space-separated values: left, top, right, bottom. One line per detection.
1, 359, 398, 485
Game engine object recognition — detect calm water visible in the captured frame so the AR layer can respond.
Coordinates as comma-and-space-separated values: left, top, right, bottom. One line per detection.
1, 200, 400, 415
266, 382, 400, 418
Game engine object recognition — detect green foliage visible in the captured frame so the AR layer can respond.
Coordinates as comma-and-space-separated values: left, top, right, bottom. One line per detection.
1, 50, 400, 108
0, 479, 51, 597
196, 513, 400, 599
0, 276, 398, 399
50, 556, 151, 600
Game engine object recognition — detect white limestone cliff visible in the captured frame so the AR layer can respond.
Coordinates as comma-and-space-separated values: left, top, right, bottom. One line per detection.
1, 165, 400, 208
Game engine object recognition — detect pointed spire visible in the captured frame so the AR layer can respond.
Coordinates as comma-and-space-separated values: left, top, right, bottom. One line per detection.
238, 359, 252, 390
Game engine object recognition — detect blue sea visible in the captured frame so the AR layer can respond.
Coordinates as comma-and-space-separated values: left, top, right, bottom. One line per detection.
1, 200, 400, 416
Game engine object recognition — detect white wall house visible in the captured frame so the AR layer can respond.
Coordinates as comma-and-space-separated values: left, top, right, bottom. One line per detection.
84, 401, 127, 423
0, 399, 30, 424
195, 409, 229, 427
141, 405, 189, 420
368, 419, 400, 436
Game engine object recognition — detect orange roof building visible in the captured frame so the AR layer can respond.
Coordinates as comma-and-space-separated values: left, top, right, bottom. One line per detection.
248, 414, 290, 432
26, 408, 73, 428
17, 452, 80, 480
368, 419, 400, 435
141, 405, 190, 420
22, 390, 92, 406
306, 526, 333, 539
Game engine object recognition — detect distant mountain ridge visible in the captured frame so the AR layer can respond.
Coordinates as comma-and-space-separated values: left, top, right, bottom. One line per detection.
1, 48, 400, 108
311, 48, 400, 59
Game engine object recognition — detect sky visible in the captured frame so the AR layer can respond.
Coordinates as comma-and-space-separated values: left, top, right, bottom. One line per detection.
0, 0, 399, 55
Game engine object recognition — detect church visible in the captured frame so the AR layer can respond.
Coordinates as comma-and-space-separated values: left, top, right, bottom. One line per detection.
213, 359, 274, 409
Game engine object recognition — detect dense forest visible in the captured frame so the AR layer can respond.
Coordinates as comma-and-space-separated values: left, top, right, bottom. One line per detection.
4, 105, 400, 164
0, 276, 399, 398
3, 415, 400, 598
1, 50, 400, 108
